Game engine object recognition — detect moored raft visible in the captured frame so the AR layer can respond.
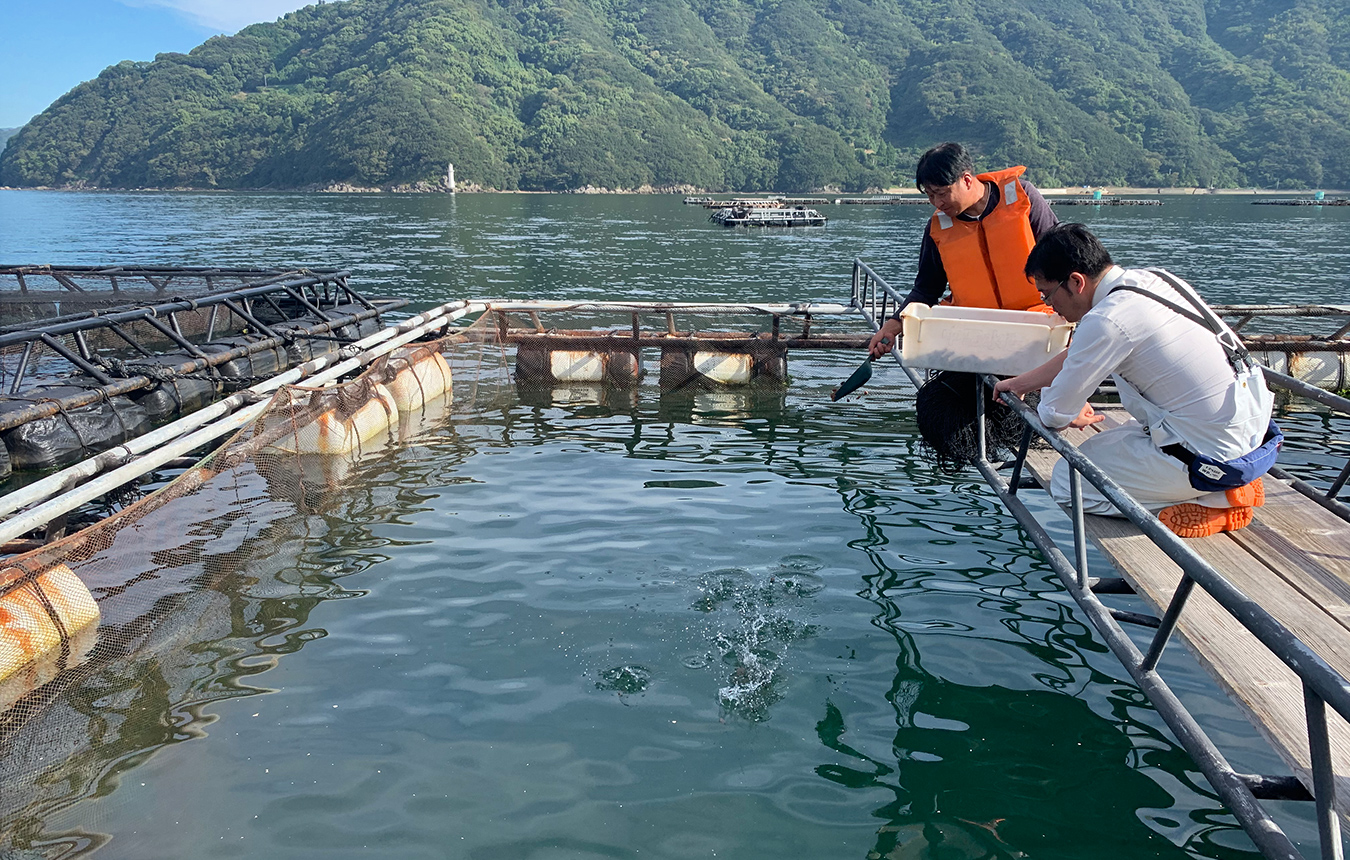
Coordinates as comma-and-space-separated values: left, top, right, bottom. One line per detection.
709, 206, 827, 227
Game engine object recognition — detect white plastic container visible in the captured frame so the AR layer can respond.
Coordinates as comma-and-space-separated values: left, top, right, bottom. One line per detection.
900, 304, 1073, 376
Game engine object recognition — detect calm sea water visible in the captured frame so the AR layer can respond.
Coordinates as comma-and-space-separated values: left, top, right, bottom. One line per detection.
1, 190, 1349, 860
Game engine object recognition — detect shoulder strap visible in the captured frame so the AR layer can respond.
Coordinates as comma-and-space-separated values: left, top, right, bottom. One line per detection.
1112, 269, 1252, 372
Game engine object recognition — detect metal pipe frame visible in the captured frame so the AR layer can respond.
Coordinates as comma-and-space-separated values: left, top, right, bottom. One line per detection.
481, 299, 857, 316
0, 269, 354, 335
0, 272, 360, 346
0, 278, 401, 402
0, 303, 392, 434
0, 300, 483, 546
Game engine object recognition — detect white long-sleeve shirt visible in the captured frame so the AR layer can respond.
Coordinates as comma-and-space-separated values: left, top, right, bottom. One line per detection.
1037, 266, 1272, 460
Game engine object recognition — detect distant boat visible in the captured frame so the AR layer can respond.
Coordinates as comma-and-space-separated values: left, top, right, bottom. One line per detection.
709, 206, 827, 227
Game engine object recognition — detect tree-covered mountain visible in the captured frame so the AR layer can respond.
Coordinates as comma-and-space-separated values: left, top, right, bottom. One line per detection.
3, 0, 1348, 191
0, 129, 18, 152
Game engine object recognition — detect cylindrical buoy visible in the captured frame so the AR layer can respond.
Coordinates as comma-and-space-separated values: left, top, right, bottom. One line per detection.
693, 351, 752, 385
0, 563, 100, 712
550, 350, 605, 382
269, 383, 398, 455
516, 345, 642, 386
385, 348, 453, 412
1287, 351, 1345, 392
1256, 350, 1347, 392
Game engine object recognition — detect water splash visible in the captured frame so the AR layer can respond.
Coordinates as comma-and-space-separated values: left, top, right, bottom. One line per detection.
691, 558, 823, 721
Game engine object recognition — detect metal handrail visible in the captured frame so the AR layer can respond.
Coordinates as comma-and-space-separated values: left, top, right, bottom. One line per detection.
983, 382, 1349, 860
848, 258, 1349, 859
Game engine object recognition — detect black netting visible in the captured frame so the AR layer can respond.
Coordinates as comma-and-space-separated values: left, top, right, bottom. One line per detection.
914, 371, 1038, 472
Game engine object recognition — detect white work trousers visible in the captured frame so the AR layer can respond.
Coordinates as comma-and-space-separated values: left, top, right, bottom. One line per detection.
1050, 418, 1232, 515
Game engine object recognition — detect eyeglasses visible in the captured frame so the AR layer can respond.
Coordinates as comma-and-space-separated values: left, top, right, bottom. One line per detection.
1039, 280, 1069, 302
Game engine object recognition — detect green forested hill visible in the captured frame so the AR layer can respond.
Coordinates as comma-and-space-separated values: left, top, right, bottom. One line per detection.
3, 0, 1348, 191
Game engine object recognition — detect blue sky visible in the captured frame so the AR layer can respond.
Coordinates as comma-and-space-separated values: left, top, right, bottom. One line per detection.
1, 0, 312, 128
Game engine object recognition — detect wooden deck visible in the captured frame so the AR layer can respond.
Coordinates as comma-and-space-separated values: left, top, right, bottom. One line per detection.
1023, 406, 1350, 816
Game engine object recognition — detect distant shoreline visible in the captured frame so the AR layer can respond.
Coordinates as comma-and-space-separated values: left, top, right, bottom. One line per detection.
1, 185, 1344, 196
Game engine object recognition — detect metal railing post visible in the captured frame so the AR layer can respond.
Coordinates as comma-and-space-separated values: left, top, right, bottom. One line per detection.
1069, 467, 1089, 589
1305, 684, 1344, 860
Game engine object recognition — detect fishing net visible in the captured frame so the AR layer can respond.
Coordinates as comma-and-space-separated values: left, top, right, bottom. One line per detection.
914, 371, 1038, 472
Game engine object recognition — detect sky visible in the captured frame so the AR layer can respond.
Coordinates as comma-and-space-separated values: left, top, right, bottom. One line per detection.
1, 0, 314, 128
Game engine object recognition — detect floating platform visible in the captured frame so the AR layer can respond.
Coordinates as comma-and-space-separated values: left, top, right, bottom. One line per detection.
833, 196, 928, 205
709, 206, 827, 227
1012, 401, 1350, 860
1049, 198, 1163, 206
1253, 199, 1349, 206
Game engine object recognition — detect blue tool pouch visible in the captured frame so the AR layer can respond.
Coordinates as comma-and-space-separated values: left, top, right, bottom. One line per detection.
1163, 422, 1284, 492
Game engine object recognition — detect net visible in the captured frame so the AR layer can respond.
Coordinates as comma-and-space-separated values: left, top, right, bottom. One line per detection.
914, 371, 1038, 472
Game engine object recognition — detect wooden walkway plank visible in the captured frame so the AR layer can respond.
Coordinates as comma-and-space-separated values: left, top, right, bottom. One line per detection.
1019, 419, 1350, 816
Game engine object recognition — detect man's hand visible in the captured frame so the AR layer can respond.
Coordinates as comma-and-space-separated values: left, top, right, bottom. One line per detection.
1068, 403, 1105, 429
992, 349, 1070, 401
993, 374, 1034, 399
868, 318, 902, 359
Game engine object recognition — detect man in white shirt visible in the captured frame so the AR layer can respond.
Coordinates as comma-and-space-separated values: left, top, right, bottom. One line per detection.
993, 224, 1274, 538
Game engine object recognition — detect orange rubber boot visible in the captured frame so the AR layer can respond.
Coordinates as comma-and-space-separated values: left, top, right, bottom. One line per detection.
1157, 503, 1254, 538
1225, 477, 1265, 508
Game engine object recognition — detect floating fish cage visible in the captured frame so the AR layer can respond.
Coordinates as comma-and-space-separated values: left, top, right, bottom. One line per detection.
6, 259, 1350, 860
0, 266, 407, 480
0, 288, 879, 729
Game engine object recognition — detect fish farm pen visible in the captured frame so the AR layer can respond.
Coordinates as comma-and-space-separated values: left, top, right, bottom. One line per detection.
2, 262, 1350, 859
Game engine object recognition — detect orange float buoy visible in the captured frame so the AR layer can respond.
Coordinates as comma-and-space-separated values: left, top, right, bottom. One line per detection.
0, 563, 100, 712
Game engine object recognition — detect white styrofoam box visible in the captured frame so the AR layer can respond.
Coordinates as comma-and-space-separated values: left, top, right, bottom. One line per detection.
900, 304, 1073, 376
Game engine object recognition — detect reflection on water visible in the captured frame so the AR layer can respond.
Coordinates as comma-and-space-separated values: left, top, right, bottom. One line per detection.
7, 360, 1301, 858
0, 193, 1346, 858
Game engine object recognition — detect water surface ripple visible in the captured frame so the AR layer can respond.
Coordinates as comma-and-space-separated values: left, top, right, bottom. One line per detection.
1, 191, 1348, 859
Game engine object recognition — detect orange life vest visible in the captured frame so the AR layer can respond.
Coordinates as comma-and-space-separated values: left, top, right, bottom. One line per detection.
928, 165, 1053, 314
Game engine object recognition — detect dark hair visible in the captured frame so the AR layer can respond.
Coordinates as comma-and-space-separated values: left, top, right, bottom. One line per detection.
915, 143, 975, 192
1023, 223, 1113, 282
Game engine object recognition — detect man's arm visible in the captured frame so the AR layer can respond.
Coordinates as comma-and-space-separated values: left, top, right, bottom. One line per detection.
1020, 179, 1058, 238
994, 351, 1103, 431
1036, 315, 1133, 429
993, 349, 1068, 398
869, 221, 946, 357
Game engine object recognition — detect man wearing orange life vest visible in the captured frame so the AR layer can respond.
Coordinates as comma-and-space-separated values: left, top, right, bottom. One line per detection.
867, 142, 1059, 358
